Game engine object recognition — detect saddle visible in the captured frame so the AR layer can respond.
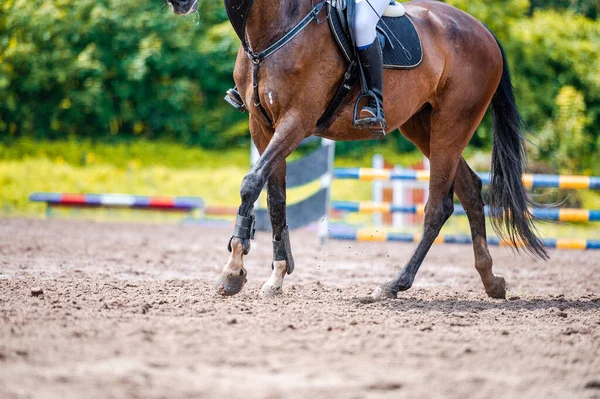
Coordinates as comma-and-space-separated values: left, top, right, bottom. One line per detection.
316, 0, 422, 138
330, 1, 423, 70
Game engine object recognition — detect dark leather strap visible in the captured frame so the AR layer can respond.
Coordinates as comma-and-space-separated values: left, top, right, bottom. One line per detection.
249, 1, 328, 64
316, 61, 359, 133
252, 62, 273, 127
223, 0, 254, 49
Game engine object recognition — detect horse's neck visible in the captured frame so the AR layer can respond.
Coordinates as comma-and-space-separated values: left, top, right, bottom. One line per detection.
245, 0, 310, 52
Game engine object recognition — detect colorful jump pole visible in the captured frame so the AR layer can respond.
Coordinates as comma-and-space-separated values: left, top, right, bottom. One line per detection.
331, 201, 600, 223
328, 229, 600, 250
334, 168, 600, 190
29, 193, 203, 210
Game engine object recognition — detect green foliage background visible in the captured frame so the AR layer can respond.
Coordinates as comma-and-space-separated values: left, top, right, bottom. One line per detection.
0, 0, 245, 148
1, 0, 599, 173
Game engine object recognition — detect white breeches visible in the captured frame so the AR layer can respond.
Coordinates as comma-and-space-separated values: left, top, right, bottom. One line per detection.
354, 0, 390, 48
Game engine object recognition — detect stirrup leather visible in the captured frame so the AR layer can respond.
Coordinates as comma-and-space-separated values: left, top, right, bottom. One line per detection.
224, 87, 246, 112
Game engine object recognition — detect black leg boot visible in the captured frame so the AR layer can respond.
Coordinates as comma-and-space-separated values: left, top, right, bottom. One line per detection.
357, 39, 387, 134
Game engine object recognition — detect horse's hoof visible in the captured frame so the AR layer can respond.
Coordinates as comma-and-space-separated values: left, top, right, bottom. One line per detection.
259, 282, 283, 298
485, 275, 507, 299
215, 271, 247, 296
370, 283, 397, 300
259, 260, 287, 298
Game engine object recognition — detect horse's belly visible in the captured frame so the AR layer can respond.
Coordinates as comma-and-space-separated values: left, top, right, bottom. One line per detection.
318, 69, 430, 142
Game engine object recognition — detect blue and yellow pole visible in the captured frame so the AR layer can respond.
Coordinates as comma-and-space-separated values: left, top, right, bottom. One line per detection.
331, 201, 600, 222
329, 230, 600, 250
333, 168, 600, 190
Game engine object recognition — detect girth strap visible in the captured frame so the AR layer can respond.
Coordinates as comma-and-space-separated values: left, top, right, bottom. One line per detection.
316, 61, 359, 133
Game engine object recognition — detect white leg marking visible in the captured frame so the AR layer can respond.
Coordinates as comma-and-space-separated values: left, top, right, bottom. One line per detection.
260, 260, 287, 297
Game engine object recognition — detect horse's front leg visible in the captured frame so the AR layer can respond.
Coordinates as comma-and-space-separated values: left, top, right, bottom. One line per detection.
215, 115, 306, 296
260, 161, 294, 297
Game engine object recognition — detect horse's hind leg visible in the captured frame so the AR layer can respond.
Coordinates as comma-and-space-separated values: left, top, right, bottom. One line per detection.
371, 150, 458, 299
371, 102, 489, 299
455, 158, 506, 299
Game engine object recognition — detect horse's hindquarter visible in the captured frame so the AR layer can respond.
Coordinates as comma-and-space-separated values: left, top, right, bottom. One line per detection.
413, 1, 504, 153
414, 1, 504, 103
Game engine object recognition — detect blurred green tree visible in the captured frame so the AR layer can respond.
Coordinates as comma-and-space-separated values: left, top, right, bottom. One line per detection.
509, 10, 600, 173
530, 0, 599, 19
0, 0, 599, 171
534, 86, 591, 172
444, 0, 599, 174
0, 0, 247, 147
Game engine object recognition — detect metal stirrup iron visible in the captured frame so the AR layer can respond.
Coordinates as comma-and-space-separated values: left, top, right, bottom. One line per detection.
224, 87, 246, 112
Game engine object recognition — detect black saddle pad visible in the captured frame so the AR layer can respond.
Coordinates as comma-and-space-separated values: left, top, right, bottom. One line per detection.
329, 4, 423, 69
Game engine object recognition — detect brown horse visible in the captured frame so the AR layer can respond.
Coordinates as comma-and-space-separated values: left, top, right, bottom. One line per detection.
168, 0, 548, 299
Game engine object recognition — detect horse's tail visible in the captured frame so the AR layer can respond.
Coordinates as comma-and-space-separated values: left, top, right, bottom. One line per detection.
488, 39, 548, 260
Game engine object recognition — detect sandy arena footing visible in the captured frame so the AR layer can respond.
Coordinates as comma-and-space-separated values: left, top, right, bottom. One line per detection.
1, 218, 599, 398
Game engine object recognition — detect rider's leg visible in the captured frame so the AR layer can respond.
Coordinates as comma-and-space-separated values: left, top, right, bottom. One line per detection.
357, 40, 385, 123
354, 0, 390, 48
354, 0, 389, 129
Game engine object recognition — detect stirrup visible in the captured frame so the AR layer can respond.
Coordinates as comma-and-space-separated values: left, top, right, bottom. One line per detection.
224, 88, 246, 112
353, 91, 387, 140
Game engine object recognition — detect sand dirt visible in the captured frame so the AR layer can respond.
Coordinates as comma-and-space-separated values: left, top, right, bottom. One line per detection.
1, 218, 599, 398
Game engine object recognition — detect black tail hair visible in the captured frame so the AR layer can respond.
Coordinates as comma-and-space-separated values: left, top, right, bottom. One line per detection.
488, 39, 549, 260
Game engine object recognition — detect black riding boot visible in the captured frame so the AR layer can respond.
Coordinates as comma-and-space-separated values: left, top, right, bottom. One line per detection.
357, 39, 387, 134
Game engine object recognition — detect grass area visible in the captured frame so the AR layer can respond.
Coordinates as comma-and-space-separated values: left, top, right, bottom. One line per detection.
0, 156, 374, 215
0, 138, 420, 216
1, 139, 599, 240
0, 138, 250, 169
0, 138, 380, 216
0, 157, 246, 215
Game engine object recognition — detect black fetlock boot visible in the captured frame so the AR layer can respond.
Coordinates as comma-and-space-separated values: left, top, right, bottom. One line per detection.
356, 39, 387, 136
